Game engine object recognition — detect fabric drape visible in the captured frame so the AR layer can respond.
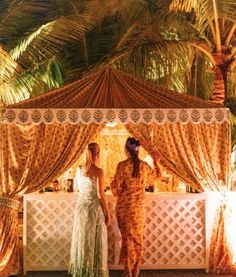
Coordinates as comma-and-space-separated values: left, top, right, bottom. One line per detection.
0, 197, 21, 277
126, 122, 233, 273
0, 122, 103, 277
209, 200, 236, 274
126, 122, 230, 192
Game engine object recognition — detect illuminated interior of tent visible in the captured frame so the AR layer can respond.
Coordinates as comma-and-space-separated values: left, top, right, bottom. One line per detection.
57, 123, 179, 193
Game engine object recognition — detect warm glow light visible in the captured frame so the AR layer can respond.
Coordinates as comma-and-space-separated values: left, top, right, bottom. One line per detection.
143, 155, 153, 168
105, 122, 117, 128
227, 193, 236, 263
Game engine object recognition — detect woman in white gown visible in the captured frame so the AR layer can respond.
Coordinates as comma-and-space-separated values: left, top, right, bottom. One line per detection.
69, 143, 111, 277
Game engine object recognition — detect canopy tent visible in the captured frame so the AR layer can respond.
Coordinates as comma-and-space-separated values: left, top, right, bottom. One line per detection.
3, 65, 228, 125
0, 66, 233, 276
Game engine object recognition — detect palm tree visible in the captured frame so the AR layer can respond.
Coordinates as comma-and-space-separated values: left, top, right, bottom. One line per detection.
2, 0, 196, 100
59, 0, 235, 104
169, 0, 236, 104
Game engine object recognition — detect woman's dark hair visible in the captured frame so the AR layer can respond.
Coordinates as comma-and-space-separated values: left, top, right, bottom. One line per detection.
125, 137, 140, 177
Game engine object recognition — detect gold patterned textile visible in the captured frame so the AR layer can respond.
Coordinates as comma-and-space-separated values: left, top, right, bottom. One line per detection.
4, 67, 227, 126
9, 67, 221, 109
127, 122, 230, 192
0, 198, 20, 277
3, 67, 228, 126
0, 123, 103, 194
126, 122, 232, 273
111, 159, 158, 277
0, 196, 20, 210
94, 125, 149, 184
209, 200, 236, 274
0, 122, 102, 276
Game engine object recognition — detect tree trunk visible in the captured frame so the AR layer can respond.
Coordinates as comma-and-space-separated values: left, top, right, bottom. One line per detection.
210, 65, 226, 104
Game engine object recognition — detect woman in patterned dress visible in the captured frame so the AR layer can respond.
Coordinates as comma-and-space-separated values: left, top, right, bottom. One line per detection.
111, 137, 159, 277
69, 143, 111, 277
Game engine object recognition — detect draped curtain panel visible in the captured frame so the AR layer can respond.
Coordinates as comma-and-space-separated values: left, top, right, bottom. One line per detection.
126, 122, 234, 273
127, 122, 231, 192
0, 123, 103, 277
0, 199, 21, 277
209, 202, 236, 274
0, 119, 233, 275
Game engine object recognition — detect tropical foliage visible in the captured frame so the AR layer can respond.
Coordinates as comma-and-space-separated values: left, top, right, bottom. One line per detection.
170, 0, 236, 105
0, 0, 66, 105
0, 0, 197, 105
0, 0, 236, 109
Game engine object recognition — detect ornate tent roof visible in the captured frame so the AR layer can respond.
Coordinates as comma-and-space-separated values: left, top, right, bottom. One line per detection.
2, 67, 229, 124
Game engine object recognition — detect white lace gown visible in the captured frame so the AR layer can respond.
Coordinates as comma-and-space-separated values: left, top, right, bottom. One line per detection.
68, 169, 109, 277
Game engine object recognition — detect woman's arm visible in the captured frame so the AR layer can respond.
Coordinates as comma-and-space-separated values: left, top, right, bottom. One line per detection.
145, 162, 161, 188
152, 153, 162, 179
97, 169, 111, 226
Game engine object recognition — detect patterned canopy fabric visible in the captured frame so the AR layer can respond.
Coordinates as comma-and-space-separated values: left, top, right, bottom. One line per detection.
2, 66, 229, 125
6, 66, 223, 109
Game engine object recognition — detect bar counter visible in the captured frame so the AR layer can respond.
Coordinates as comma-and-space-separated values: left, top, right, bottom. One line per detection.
23, 191, 211, 274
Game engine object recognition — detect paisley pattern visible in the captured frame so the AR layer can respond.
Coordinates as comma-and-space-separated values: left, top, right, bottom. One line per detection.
69, 169, 109, 277
111, 159, 157, 277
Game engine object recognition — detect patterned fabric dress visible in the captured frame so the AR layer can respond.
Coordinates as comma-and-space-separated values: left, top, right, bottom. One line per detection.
111, 159, 157, 277
69, 169, 109, 277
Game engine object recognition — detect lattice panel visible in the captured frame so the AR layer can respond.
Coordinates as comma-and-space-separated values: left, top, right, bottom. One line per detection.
143, 199, 206, 267
24, 194, 207, 272
25, 197, 118, 270
107, 201, 118, 265
26, 200, 76, 268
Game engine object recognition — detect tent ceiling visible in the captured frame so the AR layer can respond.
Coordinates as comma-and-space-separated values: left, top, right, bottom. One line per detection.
8, 67, 222, 109
2, 67, 229, 125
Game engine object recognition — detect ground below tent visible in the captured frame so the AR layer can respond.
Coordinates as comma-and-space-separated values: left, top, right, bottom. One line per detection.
20, 270, 235, 276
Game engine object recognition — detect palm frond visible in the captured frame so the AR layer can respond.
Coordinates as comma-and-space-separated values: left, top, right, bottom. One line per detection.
187, 53, 214, 99
169, 0, 198, 13
0, 0, 55, 47
231, 114, 236, 152
10, 15, 90, 63
0, 58, 63, 105
217, 0, 236, 22
169, 0, 236, 33
228, 68, 236, 97
113, 40, 194, 93
85, 0, 147, 22
0, 46, 21, 83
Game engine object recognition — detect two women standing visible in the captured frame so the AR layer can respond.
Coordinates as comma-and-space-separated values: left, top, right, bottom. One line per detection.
69, 137, 159, 277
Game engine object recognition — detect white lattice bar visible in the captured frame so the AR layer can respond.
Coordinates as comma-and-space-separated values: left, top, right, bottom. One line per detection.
23, 192, 210, 274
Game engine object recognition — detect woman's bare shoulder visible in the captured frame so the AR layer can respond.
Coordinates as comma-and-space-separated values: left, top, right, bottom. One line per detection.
94, 166, 104, 176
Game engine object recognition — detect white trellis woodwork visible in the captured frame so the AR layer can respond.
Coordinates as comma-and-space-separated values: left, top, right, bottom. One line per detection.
23, 192, 210, 275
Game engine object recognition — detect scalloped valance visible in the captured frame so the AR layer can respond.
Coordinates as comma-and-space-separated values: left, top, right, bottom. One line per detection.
2, 108, 230, 124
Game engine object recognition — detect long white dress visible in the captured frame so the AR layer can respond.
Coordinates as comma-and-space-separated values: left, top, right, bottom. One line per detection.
68, 169, 109, 277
